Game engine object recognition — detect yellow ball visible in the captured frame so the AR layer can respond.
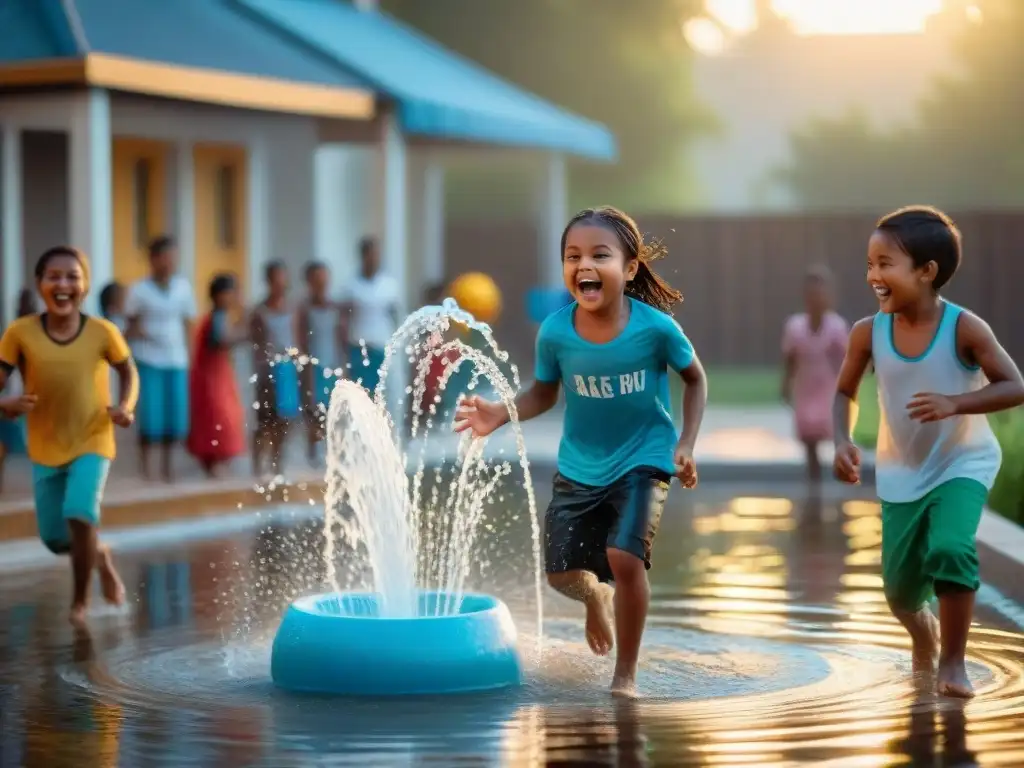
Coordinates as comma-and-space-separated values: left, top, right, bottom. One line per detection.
448, 272, 502, 324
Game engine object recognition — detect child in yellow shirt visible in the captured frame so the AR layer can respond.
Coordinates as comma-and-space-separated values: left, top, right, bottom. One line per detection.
0, 246, 139, 628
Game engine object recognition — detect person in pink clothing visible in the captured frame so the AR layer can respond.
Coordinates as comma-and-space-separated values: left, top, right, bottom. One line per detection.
782, 266, 849, 482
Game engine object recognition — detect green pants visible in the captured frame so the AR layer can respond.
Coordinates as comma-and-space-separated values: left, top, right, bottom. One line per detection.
881, 478, 987, 613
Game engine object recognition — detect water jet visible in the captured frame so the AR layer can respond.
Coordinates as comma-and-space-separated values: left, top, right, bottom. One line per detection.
270, 300, 539, 696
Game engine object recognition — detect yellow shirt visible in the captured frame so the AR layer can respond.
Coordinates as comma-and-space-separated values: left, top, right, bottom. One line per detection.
0, 314, 137, 467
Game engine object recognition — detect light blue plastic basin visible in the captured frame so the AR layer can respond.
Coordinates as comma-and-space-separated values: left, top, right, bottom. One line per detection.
270, 591, 523, 696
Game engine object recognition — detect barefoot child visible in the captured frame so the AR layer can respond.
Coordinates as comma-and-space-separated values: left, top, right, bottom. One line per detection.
456, 206, 708, 697
187, 274, 247, 477
0, 247, 138, 627
833, 206, 1024, 698
782, 266, 849, 482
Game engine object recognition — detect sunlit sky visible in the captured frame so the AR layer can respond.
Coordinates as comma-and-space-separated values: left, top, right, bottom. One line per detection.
686, 0, 957, 55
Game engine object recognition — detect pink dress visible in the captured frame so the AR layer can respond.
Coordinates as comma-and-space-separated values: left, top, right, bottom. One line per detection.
783, 312, 849, 443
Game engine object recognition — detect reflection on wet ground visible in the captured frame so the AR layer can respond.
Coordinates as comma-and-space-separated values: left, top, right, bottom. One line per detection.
1, 481, 1023, 766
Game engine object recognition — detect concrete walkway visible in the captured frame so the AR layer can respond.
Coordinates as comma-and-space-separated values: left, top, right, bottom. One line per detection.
0, 404, 867, 517
410, 405, 874, 483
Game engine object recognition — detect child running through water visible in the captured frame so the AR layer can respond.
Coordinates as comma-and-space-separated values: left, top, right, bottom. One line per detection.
833, 206, 1024, 698
782, 266, 849, 482
456, 206, 708, 698
0, 247, 138, 628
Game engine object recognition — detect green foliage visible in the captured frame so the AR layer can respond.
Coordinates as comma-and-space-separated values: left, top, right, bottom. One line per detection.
852, 374, 879, 448
987, 410, 1024, 525
777, 0, 1024, 209
379, 0, 717, 214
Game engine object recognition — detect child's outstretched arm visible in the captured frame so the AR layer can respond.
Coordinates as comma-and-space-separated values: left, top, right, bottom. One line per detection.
454, 380, 560, 437
833, 317, 873, 483
908, 313, 1024, 421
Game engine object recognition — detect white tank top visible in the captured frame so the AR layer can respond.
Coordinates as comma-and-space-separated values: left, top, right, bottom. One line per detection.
872, 301, 1001, 503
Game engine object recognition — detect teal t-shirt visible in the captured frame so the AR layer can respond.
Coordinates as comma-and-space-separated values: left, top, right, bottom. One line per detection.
535, 298, 695, 486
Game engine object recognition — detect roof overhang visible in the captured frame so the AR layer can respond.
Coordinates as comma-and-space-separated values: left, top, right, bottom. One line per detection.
0, 54, 375, 120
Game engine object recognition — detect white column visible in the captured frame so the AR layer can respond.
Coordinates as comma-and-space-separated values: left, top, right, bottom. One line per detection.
1, 125, 23, 324
68, 89, 113, 313
422, 156, 445, 290
378, 110, 408, 315
174, 141, 196, 288
537, 153, 568, 288
376, 109, 410, 430
247, 137, 270, 302
404, 151, 445, 308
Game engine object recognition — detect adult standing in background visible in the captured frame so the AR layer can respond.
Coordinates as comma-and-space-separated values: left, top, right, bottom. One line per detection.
340, 237, 400, 395
125, 235, 197, 482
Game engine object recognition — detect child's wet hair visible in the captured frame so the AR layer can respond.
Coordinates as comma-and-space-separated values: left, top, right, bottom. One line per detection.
209, 272, 236, 301
35, 246, 89, 287
560, 206, 682, 313
876, 205, 961, 292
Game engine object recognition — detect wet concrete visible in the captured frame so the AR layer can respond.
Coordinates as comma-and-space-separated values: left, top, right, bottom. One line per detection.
0, 480, 1022, 767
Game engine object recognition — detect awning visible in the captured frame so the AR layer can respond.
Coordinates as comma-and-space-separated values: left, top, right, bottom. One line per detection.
238, 0, 617, 161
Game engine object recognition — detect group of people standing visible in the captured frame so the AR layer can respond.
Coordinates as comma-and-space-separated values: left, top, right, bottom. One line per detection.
1, 234, 401, 489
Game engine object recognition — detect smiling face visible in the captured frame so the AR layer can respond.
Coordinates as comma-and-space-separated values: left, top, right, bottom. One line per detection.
561, 223, 638, 314
38, 254, 86, 318
867, 229, 937, 314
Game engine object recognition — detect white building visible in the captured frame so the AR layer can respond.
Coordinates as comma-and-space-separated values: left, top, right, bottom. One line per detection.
0, 0, 616, 322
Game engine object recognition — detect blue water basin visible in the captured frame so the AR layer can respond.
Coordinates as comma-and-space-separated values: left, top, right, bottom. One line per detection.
271, 591, 523, 696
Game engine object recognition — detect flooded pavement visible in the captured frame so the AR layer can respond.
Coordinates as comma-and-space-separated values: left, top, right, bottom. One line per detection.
1, 480, 1023, 767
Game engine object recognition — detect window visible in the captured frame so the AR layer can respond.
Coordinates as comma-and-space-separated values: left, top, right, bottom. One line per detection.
133, 158, 151, 248
216, 164, 237, 248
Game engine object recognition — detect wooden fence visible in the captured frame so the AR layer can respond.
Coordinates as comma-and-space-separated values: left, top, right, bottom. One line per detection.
444, 212, 1024, 369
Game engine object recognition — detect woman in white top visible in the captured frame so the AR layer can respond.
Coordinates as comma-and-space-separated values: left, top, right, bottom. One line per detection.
124, 236, 197, 482
339, 237, 399, 396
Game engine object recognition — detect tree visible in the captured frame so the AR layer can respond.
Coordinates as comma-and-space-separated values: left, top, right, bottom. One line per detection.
380, 0, 717, 214
776, 0, 1024, 210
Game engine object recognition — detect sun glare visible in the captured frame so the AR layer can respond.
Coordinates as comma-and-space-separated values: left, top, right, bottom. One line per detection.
688, 0, 947, 54
771, 0, 944, 36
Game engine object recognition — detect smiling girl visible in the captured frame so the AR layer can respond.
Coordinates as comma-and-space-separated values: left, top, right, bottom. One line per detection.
0, 246, 139, 628
455, 206, 708, 698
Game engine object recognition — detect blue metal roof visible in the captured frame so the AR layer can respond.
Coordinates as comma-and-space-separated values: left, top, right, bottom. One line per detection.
73, 0, 366, 89
0, 0, 78, 63
237, 0, 617, 161
0, 0, 365, 89
0, 0, 616, 160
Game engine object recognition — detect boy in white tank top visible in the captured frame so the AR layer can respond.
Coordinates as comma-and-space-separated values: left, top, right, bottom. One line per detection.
832, 205, 1024, 699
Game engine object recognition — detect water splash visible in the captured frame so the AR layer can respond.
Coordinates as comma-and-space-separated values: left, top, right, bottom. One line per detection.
322, 299, 543, 633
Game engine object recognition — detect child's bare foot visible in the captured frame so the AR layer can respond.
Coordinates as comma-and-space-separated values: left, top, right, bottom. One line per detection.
97, 546, 126, 606
69, 603, 88, 629
610, 673, 639, 699
938, 657, 974, 698
584, 582, 615, 656
911, 608, 940, 674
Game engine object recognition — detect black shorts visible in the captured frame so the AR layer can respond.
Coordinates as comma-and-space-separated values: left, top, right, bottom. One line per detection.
544, 466, 671, 583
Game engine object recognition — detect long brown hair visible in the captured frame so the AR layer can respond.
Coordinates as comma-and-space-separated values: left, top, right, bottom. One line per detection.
560, 206, 682, 313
